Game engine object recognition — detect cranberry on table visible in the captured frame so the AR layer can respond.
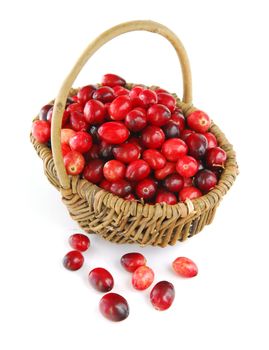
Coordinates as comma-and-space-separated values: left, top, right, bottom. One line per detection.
180, 128, 195, 141
109, 95, 132, 121
156, 191, 177, 205
206, 147, 227, 169
103, 160, 126, 182
203, 132, 217, 149
141, 125, 165, 149
69, 233, 90, 252
125, 160, 150, 181
136, 178, 157, 200
142, 149, 166, 170
99, 293, 129, 322
163, 173, 184, 192
154, 162, 176, 180
125, 109, 147, 132
92, 86, 115, 103
77, 85, 96, 105
69, 131, 92, 153
110, 179, 132, 197
32, 120, 50, 143
61, 128, 76, 145
176, 155, 198, 178
98, 122, 130, 144
157, 92, 176, 112
39, 104, 53, 121
172, 257, 198, 278
83, 159, 104, 183
101, 73, 126, 87
139, 89, 158, 106
84, 99, 106, 124
150, 281, 175, 311
132, 266, 154, 290
171, 109, 185, 132
99, 179, 112, 191
179, 186, 202, 202
120, 252, 147, 272
89, 267, 114, 292
195, 169, 217, 193
113, 143, 140, 164
161, 138, 188, 162
147, 104, 171, 126
64, 151, 85, 175
185, 133, 208, 159
162, 121, 180, 139
63, 250, 84, 271
187, 110, 211, 133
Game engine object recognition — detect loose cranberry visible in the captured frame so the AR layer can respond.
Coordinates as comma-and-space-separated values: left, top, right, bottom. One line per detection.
113, 85, 130, 96
186, 133, 208, 159
39, 104, 53, 121
98, 122, 130, 144
181, 129, 195, 141
125, 160, 150, 181
92, 86, 115, 103
110, 179, 132, 197
77, 85, 96, 105
163, 173, 184, 192
171, 109, 185, 132
124, 194, 136, 201
139, 89, 157, 107
136, 178, 157, 200
162, 121, 180, 139
63, 250, 84, 271
103, 160, 126, 182
69, 131, 93, 153
66, 102, 84, 113
161, 138, 188, 162
147, 104, 171, 127
61, 128, 76, 145
132, 266, 154, 290
129, 86, 144, 106
101, 74, 126, 87
141, 126, 165, 149
69, 233, 90, 252
195, 169, 217, 193
85, 144, 100, 161
113, 143, 140, 164
32, 120, 50, 143
142, 149, 166, 170
84, 100, 106, 124
99, 179, 112, 191
120, 252, 147, 272
183, 177, 193, 187
172, 257, 198, 278
155, 162, 176, 180
125, 109, 147, 132
176, 155, 198, 178
61, 143, 71, 157
109, 95, 132, 121
155, 191, 177, 205
64, 151, 85, 175
179, 186, 202, 202
187, 110, 211, 133
203, 132, 217, 149
99, 293, 129, 322
99, 140, 114, 160
89, 267, 114, 292
157, 93, 176, 112
150, 281, 175, 311
206, 147, 227, 169
83, 159, 104, 184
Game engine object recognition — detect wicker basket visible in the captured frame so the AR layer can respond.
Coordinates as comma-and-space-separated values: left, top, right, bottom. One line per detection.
31, 20, 238, 247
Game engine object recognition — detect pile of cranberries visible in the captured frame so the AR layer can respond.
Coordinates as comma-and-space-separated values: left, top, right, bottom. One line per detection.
63, 233, 198, 322
32, 73, 227, 204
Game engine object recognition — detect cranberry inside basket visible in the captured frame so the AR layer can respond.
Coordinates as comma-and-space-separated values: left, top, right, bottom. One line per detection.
31, 20, 238, 247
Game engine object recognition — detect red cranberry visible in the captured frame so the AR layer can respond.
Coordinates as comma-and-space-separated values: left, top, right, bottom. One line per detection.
136, 178, 157, 200
157, 93, 176, 112
125, 160, 150, 181
150, 281, 175, 311
183, 177, 193, 187
155, 191, 177, 205
99, 179, 112, 191
83, 159, 104, 184
155, 162, 176, 180
186, 133, 208, 159
69, 131, 93, 153
171, 109, 185, 131
98, 122, 130, 144
139, 89, 157, 107
120, 252, 147, 272
109, 95, 132, 120
141, 126, 165, 149
84, 100, 106, 124
113, 85, 130, 96
179, 186, 202, 202
187, 110, 211, 133
103, 160, 126, 182
89, 267, 114, 292
101, 74, 126, 87
181, 129, 195, 141
142, 149, 166, 170
128, 137, 144, 153
206, 147, 227, 169
132, 266, 154, 290
32, 120, 50, 143
99, 293, 129, 322
66, 102, 84, 113
147, 104, 171, 126
113, 143, 140, 164
162, 121, 180, 139
176, 155, 198, 178
77, 85, 96, 105
163, 173, 184, 192
61, 128, 76, 145
92, 86, 115, 103
110, 179, 132, 197
129, 86, 144, 106
125, 109, 147, 132
69, 233, 90, 252
64, 151, 85, 175
61, 143, 71, 157
172, 257, 198, 278
63, 250, 84, 271
39, 104, 53, 121
70, 111, 88, 131
195, 169, 217, 193
203, 132, 217, 149
161, 138, 188, 162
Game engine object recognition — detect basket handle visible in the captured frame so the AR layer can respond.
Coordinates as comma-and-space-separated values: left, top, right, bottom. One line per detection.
51, 20, 192, 189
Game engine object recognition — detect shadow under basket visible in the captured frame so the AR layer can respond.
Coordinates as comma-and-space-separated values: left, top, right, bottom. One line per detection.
30, 20, 238, 247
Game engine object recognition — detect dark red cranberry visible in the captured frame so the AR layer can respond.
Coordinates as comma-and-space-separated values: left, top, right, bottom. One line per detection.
125, 109, 147, 132
179, 186, 202, 202
89, 267, 114, 292
101, 74, 126, 87
84, 100, 106, 124
141, 126, 165, 149
92, 86, 115, 103
110, 179, 132, 197
99, 293, 129, 322
206, 147, 227, 169
83, 159, 104, 184
136, 178, 157, 200
103, 160, 126, 182
63, 251, 84, 271
125, 160, 150, 181
109, 95, 132, 121
161, 138, 188, 162
142, 149, 166, 170
155, 191, 177, 205
157, 93, 176, 112
181, 129, 195, 141
98, 122, 130, 144
120, 252, 147, 272
39, 104, 53, 121
99, 141, 114, 160
77, 85, 96, 105
163, 173, 184, 192
69, 111, 88, 131
162, 121, 180, 139
69, 233, 90, 252
155, 162, 176, 180
150, 281, 175, 311
85, 144, 100, 161
147, 104, 171, 126
113, 143, 140, 164
195, 169, 218, 193
88, 125, 100, 143
186, 133, 208, 159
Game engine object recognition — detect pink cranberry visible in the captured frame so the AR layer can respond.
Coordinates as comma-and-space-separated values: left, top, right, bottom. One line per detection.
132, 266, 154, 290
172, 257, 198, 277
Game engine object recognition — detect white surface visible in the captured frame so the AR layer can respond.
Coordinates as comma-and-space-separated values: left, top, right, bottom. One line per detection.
1, 0, 269, 349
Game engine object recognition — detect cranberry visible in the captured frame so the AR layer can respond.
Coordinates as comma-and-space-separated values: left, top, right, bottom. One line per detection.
179, 186, 202, 202
99, 179, 112, 191
69, 233, 90, 252
109, 95, 132, 120
162, 121, 180, 139
155, 162, 176, 180
171, 109, 185, 131
206, 147, 227, 169
113, 85, 130, 96
84, 100, 106, 125
150, 281, 175, 311
103, 160, 126, 182
125, 109, 147, 132
126, 160, 150, 181
77, 85, 96, 105
85, 144, 100, 161
64, 151, 85, 175
39, 104, 53, 121
129, 86, 144, 106
98, 122, 130, 144
99, 293, 129, 322
124, 194, 136, 201
113, 143, 140, 164
147, 104, 171, 127
203, 132, 217, 149
83, 159, 104, 184
99, 140, 114, 160
136, 178, 157, 200
110, 179, 132, 197
89, 267, 114, 292
139, 89, 157, 107
66, 102, 84, 113
161, 138, 188, 162
163, 173, 184, 192
120, 252, 147, 272
142, 149, 166, 170
195, 169, 217, 193
186, 133, 208, 159
69, 111, 88, 131
101, 74, 126, 87
141, 126, 165, 149
61, 143, 71, 157
187, 110, 211, 133
69, 131, 92, 153
157, 93, 176, 112
92, 86, 115, 103
61, 128, 76, 145
132, 266, 154, 290
176, 155, 198, 178
32, 120, 50, 143
63, 250, 84, 271
155, 191, 177, 205
181, 129, 195, 141
172, 257, 198, 278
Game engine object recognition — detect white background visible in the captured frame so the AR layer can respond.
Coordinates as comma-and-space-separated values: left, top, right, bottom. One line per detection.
1, 0, 269, 349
